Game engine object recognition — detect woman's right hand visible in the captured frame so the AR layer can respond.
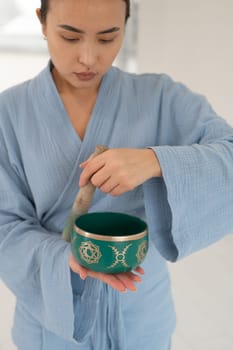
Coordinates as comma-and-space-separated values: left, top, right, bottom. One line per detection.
69, 254, 144, 292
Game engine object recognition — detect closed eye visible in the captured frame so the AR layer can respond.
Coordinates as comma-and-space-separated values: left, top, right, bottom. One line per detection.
99, 38, 115, 44
62, 36, 80, 42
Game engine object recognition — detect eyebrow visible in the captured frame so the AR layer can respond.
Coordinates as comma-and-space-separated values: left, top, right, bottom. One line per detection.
57, 25, 120, 35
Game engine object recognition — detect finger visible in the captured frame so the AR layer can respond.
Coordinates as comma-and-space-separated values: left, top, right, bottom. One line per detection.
79, 160, 88, 168
86, 270, 127, 292
114, 275, 137, 291
125, 271, 142, 282
91, 168, 112, 188
99, 177, 119, 194
134, 266, 145, 275
79, 160, 105, 187
80, 148, 104, 168
69, 255, 88, 279
78, 265, 88, 280
69, 254, 79, 272
109, 184, 125, 197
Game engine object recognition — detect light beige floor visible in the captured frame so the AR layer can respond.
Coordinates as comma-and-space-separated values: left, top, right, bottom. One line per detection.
0, 52, 233, 350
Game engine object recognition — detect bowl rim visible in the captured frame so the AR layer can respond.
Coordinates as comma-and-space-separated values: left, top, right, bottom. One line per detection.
73, 226, 148, 242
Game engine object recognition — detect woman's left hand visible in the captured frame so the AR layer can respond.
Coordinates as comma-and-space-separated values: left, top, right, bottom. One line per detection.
69, 254, 145, 292
79, 148, 161, 196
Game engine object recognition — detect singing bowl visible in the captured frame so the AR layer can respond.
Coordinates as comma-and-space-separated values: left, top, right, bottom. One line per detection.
71, 212, 148, 274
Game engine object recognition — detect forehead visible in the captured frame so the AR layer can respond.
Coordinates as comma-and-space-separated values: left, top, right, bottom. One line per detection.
48, 0, 126, 28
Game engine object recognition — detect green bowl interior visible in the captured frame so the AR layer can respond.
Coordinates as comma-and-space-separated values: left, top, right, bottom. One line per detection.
75, 212, 147, 237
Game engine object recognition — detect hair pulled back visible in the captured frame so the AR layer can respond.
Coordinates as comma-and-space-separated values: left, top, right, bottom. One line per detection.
40, 0, 130, 23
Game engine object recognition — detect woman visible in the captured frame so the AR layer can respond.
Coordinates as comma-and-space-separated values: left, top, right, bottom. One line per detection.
0, 0, 233, 349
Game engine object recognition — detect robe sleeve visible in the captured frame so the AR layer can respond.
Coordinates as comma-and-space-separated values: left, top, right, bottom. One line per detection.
0, 109, 100, 343
143, 76, 233, 262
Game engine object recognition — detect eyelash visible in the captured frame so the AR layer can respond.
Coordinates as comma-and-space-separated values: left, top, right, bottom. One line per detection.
62, 37, 79, 42
61, 36, 114, 44
99, 39, 114, 44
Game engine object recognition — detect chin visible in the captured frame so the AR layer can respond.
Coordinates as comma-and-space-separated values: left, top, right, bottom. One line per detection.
72, 76, 102, 90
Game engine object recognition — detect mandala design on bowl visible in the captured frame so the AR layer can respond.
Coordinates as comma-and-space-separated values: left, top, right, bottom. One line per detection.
107, 244, 132, 269
79, 241, 102, 264
136, 241, 148, 264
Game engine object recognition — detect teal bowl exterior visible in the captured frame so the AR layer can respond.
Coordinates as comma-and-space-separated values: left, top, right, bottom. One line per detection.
71, 212, 148, 274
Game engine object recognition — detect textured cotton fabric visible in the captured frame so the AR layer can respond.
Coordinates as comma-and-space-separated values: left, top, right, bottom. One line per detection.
0, 63, 233, 349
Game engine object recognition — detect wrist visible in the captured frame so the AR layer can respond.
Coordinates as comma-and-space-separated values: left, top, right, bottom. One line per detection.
145, 148, 162, 178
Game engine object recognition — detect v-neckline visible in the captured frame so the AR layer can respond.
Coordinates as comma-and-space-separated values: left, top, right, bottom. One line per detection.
44, 65, 114, 146
39, 63, 118, 165
36, 64, 117, 222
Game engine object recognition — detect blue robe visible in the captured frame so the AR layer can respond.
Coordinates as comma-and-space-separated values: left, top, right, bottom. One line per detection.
0, 63, 233, 350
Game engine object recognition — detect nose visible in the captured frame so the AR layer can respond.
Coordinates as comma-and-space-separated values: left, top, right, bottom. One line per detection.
78, 42, 98, 69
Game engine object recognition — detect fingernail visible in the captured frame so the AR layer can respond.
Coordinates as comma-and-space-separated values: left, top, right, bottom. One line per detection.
79, 161, 87, 168
130, 286, 137, 292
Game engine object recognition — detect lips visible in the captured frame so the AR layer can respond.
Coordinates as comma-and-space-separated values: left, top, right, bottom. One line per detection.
75, 72, 97, 81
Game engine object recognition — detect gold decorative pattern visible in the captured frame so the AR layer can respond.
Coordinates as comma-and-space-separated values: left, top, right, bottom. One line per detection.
136, 241, 148, 264
79, 241, 102, 264
107, 244, 132, 269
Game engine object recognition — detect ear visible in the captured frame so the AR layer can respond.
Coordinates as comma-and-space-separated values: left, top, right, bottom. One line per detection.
36, 8, 42, 22
36, 8, 47, 36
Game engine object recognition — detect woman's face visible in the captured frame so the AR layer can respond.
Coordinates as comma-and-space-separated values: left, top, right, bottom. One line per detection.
37, 0, 126, 91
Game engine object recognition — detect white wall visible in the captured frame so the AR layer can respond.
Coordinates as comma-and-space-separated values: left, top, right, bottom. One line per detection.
0, 281, 16, 350
138, 2, 233, 348
138, 0, 233, 124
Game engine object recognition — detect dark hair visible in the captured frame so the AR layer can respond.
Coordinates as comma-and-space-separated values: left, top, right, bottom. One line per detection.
40, 0, 130, 23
